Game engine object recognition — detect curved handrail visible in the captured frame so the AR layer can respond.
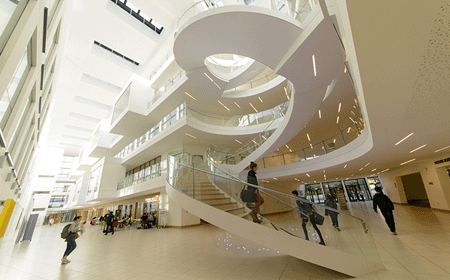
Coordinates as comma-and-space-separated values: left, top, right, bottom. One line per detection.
182, 163, 368, 232
223, 71, 279, 93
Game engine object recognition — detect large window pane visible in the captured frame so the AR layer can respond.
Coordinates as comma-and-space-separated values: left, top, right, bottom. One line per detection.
0, 44, 31, 129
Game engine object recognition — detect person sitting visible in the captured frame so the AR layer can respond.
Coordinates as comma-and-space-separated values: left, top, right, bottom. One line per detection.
148, 213, 154, 228
140, 213, 149, 229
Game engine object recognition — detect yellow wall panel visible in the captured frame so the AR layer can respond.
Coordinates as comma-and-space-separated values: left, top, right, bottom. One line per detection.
0, 199, 16, 238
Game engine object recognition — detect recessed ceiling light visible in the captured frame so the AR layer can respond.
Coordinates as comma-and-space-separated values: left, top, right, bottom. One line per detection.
344, 66, 347, 73
381, 168, 389, 173
359, 168, 363, 171
314, 180, 317, 183
258, 97, 263, 103
346, 178, 349, 180
285, 144, 290, 149
349, 117, 356, 123
185, 133, 197, 139
289, 149, 292, 152
204, 73, 221, 89
371, 168, 376, 172
185, 92, 196, 100
273, 178, 277, 180
312, 55, 317, 77
434, 145, 450, 153
235, 139, 242, 144
410, 144, 426, 153
333, 139, 336, 143
306, 173, 310, 177
218, 100, 230, 111
336, 116, 339, 124
249, 102, 258, 113
261, 180, 270, 183
323, 170, 325, 173
294, 178, 300, 181
234, 102, 241, 108
347, 127, 351, 133
262, 135, 266, 140
310, 143, 313, 149
344, 164, 347, 168
365, 163, 370, 167
400, 159, 416, 165
284, 87, 290, 100
252, 140, 260, 146
318, 110, 321, 118
351, 111, 356, 115
395, 133, 413, 145
307, 134, 311, 141
338, 103, 341, 113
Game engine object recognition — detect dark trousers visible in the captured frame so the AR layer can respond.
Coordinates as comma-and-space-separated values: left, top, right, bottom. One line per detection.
330, 213, 339, 228
380, 208, 396, 232
105, 223, 114, 234
301, 215, 325, 243
63, 234, 77, 257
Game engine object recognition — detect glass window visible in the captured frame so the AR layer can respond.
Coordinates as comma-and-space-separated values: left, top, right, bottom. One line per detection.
0, 43, 31, 129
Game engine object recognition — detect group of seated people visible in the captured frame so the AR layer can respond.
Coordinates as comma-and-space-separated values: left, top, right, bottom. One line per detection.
139, 213, 156, 229
93, 214, 134, 229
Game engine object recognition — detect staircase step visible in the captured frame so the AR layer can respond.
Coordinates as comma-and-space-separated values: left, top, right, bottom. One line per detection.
194, 193, 225, 199
181, 190, 221, 195
227, 207, 246, 216
199, 198, 231, 205
213, 202, 238, 211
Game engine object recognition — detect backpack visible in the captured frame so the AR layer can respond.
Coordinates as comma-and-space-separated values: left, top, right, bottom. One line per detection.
61, 224, 71, 239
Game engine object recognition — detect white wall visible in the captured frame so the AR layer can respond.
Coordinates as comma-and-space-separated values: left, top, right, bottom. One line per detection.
379, 152, 450, 211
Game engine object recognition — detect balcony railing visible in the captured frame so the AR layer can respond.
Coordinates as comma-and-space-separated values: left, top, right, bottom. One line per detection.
148, 70, 185, 109
223, 71, 279, 93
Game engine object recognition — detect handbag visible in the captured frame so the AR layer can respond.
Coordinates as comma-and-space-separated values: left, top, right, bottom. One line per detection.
240, 187, 257, 203
312, 212, 324, 226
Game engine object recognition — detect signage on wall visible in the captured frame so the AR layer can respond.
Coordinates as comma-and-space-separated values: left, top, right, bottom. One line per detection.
434, 157, 450, 165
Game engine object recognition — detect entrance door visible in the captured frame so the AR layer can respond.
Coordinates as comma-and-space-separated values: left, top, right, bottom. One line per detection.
343, 180, 359, 202
401, 173, 430, 208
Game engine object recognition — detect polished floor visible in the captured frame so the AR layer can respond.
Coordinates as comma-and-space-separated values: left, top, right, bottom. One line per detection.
0, 202, 450, 280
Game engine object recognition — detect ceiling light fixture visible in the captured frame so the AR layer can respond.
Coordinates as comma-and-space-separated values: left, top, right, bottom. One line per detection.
349, 117, 356, 123
249, 102, 258, 113
306, 173, 310, 177
252, 140, 260, 146
434, 145, 450, 153
185, 133, 197, 139
218, 100, 230, 111
235, 139, 242, 144
400, 159, 416, 165
336, 116, 339, 124
338, 103, 341, 113
289, 149, 292, 152
344, 164, 347, 168
344, 66, 347, 73
410, 144, 427, 153
285, 144, 290, 149
294, 178, 300, 181
262, 135, 266, 140
312, 55, 317, 76
314, 180, 317, 183
318, 110, 321, 118
395, 133, 413, 145
204, 73, 221, 89
310, 143, 313, 149
261, 180, 270, 183
359, 168, 363, 171
273, 178, 278, 180
351, 111, 356, 115
365, 163, 370, 167
381, 168, 389, 173
307, 134, 311, 141
234, 102, 241, 108
371, 168, 376, 172
284, 87, 290, 100
333, 139, 336, 143
258, 97, 263, 103
347, 127, 351, 133
185, 92, 196, 100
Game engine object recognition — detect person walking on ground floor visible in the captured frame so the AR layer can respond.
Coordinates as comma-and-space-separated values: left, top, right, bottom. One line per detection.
373, 186, 397, 235
325, 194, 340, 231
62, 216, 82, 264
292, 190, 325, 245
105, 211, 115, 235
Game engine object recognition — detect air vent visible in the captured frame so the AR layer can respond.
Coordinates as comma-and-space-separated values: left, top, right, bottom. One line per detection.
110, 0, 164, 35
32, 208, 46, 212
435, 157, 450, 165
94, 41, 139, 66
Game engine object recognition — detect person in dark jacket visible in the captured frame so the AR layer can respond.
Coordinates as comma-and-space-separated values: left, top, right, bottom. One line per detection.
325, 194, 340, 231
105, 211, 114, 235
292, 190, 325, 245
247, 162, 263, 224
373, 186, 396, 235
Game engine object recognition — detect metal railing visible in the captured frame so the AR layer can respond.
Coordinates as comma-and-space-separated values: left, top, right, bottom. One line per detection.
224, 71, 279, 93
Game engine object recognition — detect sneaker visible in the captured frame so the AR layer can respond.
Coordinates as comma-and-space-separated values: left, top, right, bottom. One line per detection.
392, 232, 397, 235
61, 258, 70, 264
336, 227, 341, 232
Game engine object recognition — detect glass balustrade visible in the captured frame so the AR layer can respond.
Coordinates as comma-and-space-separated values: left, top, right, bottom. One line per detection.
0, 0, 30, 54
148, 70, 185, 109
205, 54, 251, 74
224, 72, 279, 93
112, 84, 131, 124
149, 50, 173, 80
177, 0, 319, 31
166, 152, 381, 264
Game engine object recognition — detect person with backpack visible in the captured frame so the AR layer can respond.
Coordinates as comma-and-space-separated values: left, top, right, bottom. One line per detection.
61, 216, 82, 264
105, 211, 115, 235
247, 162, 264, 224
292, 190, 325, 245
325, 194, 340, 231
373, 186, 397, 235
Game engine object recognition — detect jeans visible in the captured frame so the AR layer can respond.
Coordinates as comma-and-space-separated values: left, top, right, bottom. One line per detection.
380, 208, 396, 232
301, 215, 325, 244
63, 233, 77, 257
105, 223, 114, 234
330, 213, 339, 228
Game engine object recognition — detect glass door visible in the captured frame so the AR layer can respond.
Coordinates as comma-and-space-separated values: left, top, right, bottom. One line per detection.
343, 180, 359, 202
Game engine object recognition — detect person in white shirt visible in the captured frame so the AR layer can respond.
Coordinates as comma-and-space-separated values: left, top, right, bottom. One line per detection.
61, 216, 82, 264
49, 218, 54, 226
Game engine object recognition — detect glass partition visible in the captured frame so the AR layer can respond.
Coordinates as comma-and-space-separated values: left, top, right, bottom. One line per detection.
112, 83, 131, 124
0, 0, 30, 54
166, 153, 381, 265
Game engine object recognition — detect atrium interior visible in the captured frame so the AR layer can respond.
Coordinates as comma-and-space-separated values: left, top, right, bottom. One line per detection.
0, 0, 449, 279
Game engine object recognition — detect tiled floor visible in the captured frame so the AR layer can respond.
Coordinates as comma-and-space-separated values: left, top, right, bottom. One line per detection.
1, 203, 450, 279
